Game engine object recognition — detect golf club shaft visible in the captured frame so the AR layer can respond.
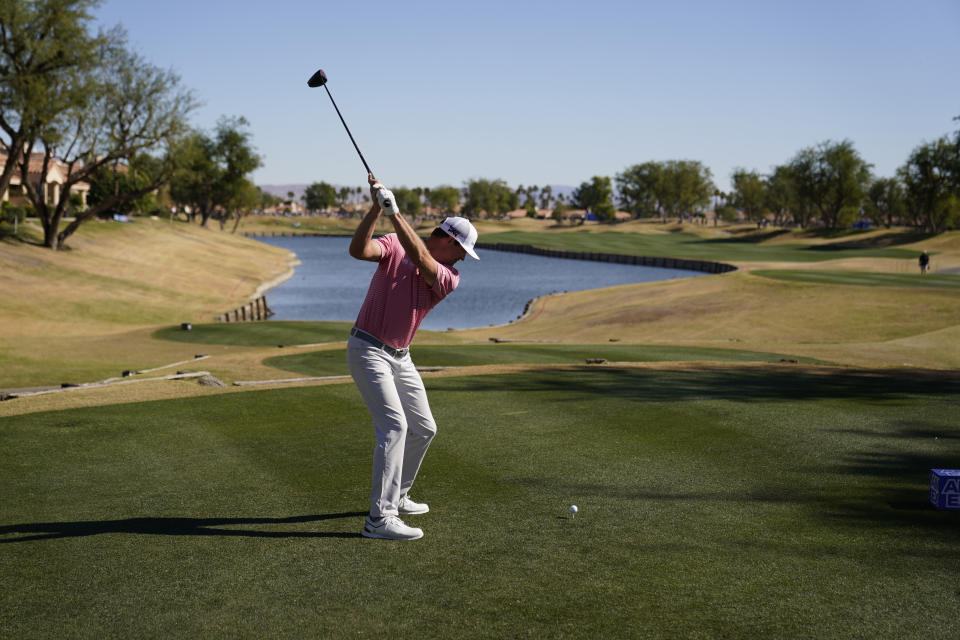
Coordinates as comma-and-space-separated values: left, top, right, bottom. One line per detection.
324, 85, 373, 178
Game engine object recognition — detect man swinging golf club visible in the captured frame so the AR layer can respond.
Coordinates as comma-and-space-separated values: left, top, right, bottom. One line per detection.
348, 173, 479, 540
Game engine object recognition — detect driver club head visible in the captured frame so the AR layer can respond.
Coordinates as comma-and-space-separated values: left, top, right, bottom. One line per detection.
307, 67, 375, 177
307, 69, 328, 87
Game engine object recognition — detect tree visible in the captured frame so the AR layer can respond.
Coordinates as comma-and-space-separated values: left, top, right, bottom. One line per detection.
898, 136, 960, 232
212, 116, 262, 227
1, 6, 196, 249
572, 176, 615, 221
337, 186, 352, 209
392, 186, 422, 217
658, 161, 714, 219
788, 140, 871, 229
863, 177, 906, 228
86, 158, 157, 216
730, 169, 767, 222
525, 185, 539, 209
28, 48, 193, 248
302, 181, 336, 212
539, 185, 553, 210
551, 199, 570, 223
227, 178, 260, 232
0, 0, 106, 207
169, 132, 216, 222
425, 185, 459, 213
615, 161, 663, 217
764, 165, 798, 227
169, 116, 261, 228
461, 178, 516, 217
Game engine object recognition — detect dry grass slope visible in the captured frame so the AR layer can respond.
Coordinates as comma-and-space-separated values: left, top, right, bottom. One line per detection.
0, 218, 295, 388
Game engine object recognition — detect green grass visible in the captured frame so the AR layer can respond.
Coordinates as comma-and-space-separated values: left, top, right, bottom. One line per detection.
481, 230, 923, 263
153, 321, 356, 346
265, 343, 825, 377
2, 367, 958, 638
754, 269, 960, 289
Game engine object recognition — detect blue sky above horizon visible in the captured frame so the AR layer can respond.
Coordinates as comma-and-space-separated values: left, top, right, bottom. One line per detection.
94, 0, 959, 192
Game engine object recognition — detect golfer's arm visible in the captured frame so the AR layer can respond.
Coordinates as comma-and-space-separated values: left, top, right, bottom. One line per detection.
349, 203, 383, 262
390, 213, 439, 287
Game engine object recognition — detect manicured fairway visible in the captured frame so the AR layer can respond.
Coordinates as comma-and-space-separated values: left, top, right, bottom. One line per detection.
265, 343, 824, 378
754, 269, 960, 289
481, 230, 924, 263
2, 367, 958, 638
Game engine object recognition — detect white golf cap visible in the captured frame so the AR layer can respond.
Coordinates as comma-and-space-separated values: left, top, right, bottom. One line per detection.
439, 216, 479, 260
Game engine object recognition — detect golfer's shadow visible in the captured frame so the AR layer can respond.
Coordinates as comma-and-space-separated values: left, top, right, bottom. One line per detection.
0, 512, 367, 543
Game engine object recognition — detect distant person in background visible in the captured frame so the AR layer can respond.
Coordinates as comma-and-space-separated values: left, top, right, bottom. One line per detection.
919, 250, 930, 275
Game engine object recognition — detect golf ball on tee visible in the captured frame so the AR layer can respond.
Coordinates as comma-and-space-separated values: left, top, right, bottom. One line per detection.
569, 505, 578, 515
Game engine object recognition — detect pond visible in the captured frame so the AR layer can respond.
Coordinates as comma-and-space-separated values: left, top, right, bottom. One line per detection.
255, 235, 702, 330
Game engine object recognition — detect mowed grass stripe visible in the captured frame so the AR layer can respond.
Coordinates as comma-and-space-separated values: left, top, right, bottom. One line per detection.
265, 343, 824, 377
480, 230, 923, 263
1, 367, 958, 638
754, 269, 960, 289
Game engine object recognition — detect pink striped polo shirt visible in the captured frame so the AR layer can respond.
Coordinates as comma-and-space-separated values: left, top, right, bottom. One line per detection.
354, 233, 460, 349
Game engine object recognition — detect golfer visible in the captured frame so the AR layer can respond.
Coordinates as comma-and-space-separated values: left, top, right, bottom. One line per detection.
348, 173, 479, 540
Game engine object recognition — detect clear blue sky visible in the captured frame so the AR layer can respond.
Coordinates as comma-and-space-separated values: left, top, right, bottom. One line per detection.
95, 0, 960, 192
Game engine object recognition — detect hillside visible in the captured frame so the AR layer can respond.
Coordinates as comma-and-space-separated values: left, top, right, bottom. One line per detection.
0, 218, 295, 388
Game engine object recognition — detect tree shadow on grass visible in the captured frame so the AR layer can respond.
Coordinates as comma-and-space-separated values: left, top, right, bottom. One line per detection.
0, 511, 367, 543
450, 367, 960, 541
442, 366, 960, 405
802, 230, 935, 249
697, 229, 792, 244
826, 419, 960, 525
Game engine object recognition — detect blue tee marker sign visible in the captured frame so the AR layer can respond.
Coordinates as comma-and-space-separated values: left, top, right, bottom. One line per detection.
930, 469, 960, 510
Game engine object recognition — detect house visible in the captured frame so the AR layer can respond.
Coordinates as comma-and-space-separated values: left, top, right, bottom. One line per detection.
0, 152, 90, 209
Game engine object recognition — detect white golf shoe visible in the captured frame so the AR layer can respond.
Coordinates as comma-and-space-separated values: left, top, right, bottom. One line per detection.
362, 515, 423, 540
398, 495, 429, 515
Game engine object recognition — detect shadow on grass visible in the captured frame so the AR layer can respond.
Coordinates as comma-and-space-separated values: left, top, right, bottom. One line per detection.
812, 419, 960, 537
803, 231, 934, 251
452, 366, 960, 539
698, 229, 792, 243
448, 366, 960, 404
0, 511, 366, 543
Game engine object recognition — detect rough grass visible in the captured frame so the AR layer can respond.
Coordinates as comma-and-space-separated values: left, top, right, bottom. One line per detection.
754, 269, 960, 289
2, 367, 958, 638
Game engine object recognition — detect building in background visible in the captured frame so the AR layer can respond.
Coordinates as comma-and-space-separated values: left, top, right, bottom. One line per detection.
0, 153, 90, 209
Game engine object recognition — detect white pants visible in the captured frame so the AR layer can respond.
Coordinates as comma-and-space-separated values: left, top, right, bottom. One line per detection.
347, 335, 437, 518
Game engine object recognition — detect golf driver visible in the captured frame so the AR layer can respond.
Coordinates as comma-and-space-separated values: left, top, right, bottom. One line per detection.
307, 69, 374, 178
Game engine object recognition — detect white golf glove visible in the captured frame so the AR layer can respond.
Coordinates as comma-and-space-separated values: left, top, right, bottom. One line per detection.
376, 186, 400, 216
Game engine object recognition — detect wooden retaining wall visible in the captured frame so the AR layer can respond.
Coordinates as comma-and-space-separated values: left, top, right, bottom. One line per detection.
216, 295, 273, 323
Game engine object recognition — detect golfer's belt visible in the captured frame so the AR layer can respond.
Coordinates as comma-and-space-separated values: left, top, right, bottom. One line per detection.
350, 327, 409, 359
